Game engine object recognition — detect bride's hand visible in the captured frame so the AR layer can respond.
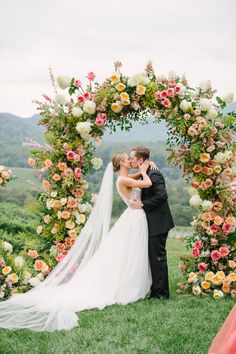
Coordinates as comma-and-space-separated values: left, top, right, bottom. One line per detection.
139, 160, 149, 174
149, 161, 159, 170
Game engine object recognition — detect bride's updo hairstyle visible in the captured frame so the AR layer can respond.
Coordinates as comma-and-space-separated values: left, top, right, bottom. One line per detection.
112, 152, 127, 172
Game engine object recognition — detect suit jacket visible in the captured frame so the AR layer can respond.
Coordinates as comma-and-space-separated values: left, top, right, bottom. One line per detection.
141, 169, 174, 237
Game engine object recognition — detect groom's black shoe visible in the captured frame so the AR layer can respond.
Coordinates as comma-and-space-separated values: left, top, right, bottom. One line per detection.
148, 294, 169, 301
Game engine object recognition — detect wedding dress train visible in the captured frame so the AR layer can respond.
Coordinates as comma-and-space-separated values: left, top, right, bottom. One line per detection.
0, 164, 151, 331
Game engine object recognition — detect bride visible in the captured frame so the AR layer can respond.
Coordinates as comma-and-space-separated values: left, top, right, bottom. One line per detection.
0, 152, 155, 332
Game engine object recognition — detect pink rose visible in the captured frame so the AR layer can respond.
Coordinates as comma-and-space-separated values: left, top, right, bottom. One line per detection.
168, 79, 176, 87
184, 114, 190, 121
95, 117, 104, 126
100, 113, 107, 121
74, 167, 82, 180
195, 240, 203, 249
78, 96, 85, 103
174, 86, 181, 94
161, 91, 167, 98
194, 109, 201, 116
74, 79, 81, 87
198, 262, 208, 272
219, 246, 230, 257
66, 151, 76, 161
87, 72, 96, 81
56, 253, 65, 262
211, 250, 221, 262
84, 92, 91, 100
222, 223, 232, 234
167, 88, 175, 97
155, 91, 162, 100
210, 224, 219, 233
192, 247, 200, 258
43, 268, 51, 275
162, 99, 171, 108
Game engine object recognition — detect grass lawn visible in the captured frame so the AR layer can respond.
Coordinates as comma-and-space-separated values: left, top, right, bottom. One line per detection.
0, 239, 234, 354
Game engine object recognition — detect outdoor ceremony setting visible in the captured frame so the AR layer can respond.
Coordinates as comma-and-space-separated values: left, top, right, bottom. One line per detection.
0, 0, 236, 353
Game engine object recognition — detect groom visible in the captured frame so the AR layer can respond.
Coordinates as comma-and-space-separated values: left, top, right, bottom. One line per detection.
129, 146, 174, 300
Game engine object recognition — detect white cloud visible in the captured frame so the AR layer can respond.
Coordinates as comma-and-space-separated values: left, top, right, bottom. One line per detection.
1, 0, 236, 116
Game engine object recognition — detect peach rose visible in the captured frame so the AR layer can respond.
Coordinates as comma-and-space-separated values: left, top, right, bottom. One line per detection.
202, 212, 214, 221
222, 285, 230, 293
43, 215, 51, 224
53, 200, 62, 209
42, 180, 51, 190
193, 165, 202, 173
214, 216, 223, 225
219, 246, 230, 257
27, 250, 39, 258
57, 162, 67, 171
34, 260, 44, 271
1, 170, 10, 179
191, 180, 199, 189
44, 159, 53, 168
9, 273, 18, 283
74, 188, 84, 198
36, 226, 43, 234
225, 216, 236, 225
67, 199, 78, 209
53, 174, 61, 181
61, 211, 71, 219
28, 158, 36, 166
68, 229, 77, 238
205, 179, 213, 187
228, 260, 236, 269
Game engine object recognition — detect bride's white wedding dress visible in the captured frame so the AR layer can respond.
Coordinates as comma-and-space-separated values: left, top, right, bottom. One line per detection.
0, 165, 151, 332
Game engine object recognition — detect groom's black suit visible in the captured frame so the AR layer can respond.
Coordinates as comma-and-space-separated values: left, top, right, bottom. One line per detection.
141, 168, 174, 299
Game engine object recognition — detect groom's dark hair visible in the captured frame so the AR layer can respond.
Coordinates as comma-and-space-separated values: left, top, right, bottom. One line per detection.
131, 146, 150, 160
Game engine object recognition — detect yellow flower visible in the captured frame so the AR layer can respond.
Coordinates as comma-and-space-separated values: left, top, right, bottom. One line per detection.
68, 229, 77, 238
136, 85, 146, 95
188, 272, 198, 283
192, 285, 201, 296
9, 273, 19, 283
65, 220, 75, 229
227, 273, 236, 282
200, 153, 210, 163
216, 271, 225, 279
214, 165, 222, 174
205, 271, 214, 281
2, 266, 12, 276
78, 214, 86, 224
116, 83, 126, 91
211, 275, 223, 285
222, 285, 230, 293
213, 289, 224, 300
122, 99, 131, 106
120, 92, 130, 101
111, 102, 123, 113
201, 281, 210, 290
110, 73, 120, 84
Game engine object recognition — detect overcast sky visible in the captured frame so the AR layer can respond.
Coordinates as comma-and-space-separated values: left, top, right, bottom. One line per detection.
1, 0, 236, 117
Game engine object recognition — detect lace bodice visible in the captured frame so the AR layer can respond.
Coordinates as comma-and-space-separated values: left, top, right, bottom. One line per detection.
116, 177, 141, 206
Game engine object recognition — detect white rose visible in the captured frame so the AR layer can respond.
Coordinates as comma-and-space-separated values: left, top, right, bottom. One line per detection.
214, 152, 228, 164
51, 191, 57, 198
56, 76, 71, 90
57, 211, 62, 219
55, 94, 68, 106
76, 121, 92, 135
168, 70, 177, 80
46, 199, 55, 209
188, 187, 199, 196
3, 241, 13, 254
28, 277, 41, 287
78, 204, 87, 213
128, 72, 150, 87
72, 107, 83, 118
222, 92, 234, 104
225, 150, 233, 160
91, 193, 98, 203
206, 109, 218, 119
189, 194, 202, 208
60, 198, 67, 205
201, 200, 213, 211
190, 219, 198, 227
180, 100, 192, 112
85, 202, 93, 213
199, 80, 211, 93
83, 100, 96, 115
0, 165, 5, 172
14, 256, 25, 268
157, 74, 167, 81
213, 289, 224, 300
91, 157, 103, 170
37, 273, 44, 281
199, 98, 212, 112
23, 271, 31, 280
192, 285, 201, 296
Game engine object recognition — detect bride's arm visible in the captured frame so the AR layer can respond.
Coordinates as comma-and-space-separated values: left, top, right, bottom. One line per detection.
120, 161, 152, 188
128, 161, 159, 179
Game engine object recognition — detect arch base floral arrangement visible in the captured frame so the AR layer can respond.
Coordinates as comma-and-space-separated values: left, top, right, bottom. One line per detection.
0, 62, 235, 299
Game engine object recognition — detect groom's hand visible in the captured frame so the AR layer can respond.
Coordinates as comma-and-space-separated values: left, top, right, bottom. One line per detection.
130, 200, 142, 209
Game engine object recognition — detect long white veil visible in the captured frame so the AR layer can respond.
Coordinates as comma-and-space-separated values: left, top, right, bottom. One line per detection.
0, 162, 114, 331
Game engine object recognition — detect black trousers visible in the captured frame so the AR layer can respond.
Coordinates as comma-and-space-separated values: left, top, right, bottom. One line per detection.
148, 232, 169, 298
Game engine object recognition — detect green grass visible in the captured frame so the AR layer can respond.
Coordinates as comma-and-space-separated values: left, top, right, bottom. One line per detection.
0, 238, 234, 354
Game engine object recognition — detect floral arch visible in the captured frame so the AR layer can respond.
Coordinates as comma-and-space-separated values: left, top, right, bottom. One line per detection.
1, 61, 236, 299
